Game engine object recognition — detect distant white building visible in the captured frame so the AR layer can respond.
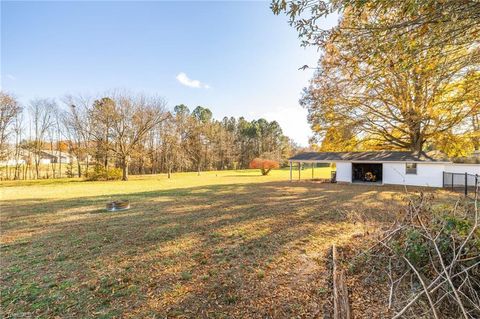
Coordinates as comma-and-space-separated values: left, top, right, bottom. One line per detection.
38, 150, 72, 164
289, 151, 480, 188
0, 149, 72, 166
0, 158, 27, 166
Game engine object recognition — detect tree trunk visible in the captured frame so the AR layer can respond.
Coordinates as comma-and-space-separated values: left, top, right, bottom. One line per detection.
122, 157, 129, 181
50, 141, 56, 179
85, 156, 90, 177
77, 161, 82, 178
261, 168, 271, 176
104, 132, 109, 170
411, 137, 424, 155
35, 158, 40, 179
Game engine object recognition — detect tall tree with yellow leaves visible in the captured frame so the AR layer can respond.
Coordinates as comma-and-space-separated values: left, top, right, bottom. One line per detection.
301, 9, 479, 154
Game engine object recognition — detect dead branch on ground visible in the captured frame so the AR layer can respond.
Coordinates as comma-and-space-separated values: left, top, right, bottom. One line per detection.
352, 190, 480, 318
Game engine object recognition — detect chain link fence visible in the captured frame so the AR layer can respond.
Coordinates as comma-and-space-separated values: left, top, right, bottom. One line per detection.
443, 172, 479, 197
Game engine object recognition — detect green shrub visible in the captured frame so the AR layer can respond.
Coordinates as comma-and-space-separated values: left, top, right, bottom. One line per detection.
85, 166, 122, 181
401, 229, 429, 268
444, 215, 472, 236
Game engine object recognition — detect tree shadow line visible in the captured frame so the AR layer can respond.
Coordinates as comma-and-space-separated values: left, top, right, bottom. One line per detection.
1, 181, 409, 318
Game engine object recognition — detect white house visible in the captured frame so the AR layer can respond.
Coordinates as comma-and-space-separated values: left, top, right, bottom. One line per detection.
0, 150, 73, 166
288, 151, 480, 188
39, 150, 72, 164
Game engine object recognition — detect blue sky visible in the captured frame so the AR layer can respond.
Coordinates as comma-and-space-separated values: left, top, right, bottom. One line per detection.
1, 1, 338, 145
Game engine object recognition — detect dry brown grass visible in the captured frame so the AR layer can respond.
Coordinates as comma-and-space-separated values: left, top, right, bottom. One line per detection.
0, 170, 456, 318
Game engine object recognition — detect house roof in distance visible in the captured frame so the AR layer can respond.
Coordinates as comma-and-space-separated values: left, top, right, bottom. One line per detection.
289, 151, 451, 163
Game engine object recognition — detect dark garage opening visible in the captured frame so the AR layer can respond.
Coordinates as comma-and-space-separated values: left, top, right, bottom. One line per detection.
352, 163, 383, 183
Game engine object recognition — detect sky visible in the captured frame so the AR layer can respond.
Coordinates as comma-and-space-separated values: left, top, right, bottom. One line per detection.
1, 1, 338, 146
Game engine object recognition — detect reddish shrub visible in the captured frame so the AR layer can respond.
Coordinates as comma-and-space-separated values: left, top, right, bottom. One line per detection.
249, 158, 280, 175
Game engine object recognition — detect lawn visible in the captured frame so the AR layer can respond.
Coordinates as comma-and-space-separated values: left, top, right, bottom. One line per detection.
0, 169, 455, 318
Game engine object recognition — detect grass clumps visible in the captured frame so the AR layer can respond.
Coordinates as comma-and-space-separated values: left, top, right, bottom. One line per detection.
0, 169, 456, 318
180, 271, 192, 281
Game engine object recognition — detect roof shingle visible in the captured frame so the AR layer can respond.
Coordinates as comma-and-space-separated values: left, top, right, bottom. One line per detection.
289, 151, 449, 162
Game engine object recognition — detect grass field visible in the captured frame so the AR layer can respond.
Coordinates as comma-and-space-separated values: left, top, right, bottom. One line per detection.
0, 168, 456, 318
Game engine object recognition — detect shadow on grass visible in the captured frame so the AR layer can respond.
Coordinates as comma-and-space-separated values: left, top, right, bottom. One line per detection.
0, 181, 414, 318
220, 174, 268, 177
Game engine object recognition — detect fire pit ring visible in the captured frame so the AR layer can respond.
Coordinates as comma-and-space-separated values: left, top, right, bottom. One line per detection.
106, 200, 130, 212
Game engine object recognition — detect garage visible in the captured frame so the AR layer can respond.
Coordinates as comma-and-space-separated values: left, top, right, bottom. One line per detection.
352, 163, 383, 183
288, 151, 459, 187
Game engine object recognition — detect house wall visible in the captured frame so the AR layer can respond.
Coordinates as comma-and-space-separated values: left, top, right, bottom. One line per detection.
444, 164, 480, 175
383, 163, 446, 187
293, 160, 479, 187
336, 162, 352, 183
60, 156, 72, 164
0, 159, 26, 166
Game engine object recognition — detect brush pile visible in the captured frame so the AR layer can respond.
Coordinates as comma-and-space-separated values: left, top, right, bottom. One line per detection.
352, 192, 479, 318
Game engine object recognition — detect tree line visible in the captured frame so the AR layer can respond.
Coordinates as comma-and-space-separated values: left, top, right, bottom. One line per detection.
0, 91, 296, 180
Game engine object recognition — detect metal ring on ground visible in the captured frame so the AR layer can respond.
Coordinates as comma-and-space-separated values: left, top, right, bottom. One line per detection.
106, 200, 130, 212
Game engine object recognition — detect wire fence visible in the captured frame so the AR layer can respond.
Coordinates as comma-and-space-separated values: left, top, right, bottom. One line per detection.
443, 172, 479, 197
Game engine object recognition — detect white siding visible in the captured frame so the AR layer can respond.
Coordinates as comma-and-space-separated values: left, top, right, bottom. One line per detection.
60, 156, 72, 164
336, 162, 352, 183
444, 164, 480, 175
0, 159, 26, 166
299, 160, 478, 187
383, 163, 445, 187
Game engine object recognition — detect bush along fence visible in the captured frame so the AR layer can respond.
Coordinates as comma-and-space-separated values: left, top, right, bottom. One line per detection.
443, 172, 479, 197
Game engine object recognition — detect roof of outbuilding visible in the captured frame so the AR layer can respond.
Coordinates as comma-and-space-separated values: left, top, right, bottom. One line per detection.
289, 151, 450, 163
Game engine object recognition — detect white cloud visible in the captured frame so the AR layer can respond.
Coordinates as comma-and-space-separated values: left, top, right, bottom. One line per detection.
6, 74, 16, 81
176, 72, 210, 89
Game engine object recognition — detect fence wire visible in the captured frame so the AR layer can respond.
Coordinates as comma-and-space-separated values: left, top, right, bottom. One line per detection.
443, 172, 479, 197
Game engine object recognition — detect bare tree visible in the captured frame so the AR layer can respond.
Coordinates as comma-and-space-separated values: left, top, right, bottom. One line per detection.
29, 99, 55, 178
62, 95, 94, 177
90, 97, 115, 170
0, 91, 21, 160
12, 111, 24, 179
2, 91, 296, 180
109, 93, 168, 181
159, 113, 184, 178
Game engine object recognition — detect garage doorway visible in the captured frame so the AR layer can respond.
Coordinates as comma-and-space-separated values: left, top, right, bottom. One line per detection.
352, 163, 383, 183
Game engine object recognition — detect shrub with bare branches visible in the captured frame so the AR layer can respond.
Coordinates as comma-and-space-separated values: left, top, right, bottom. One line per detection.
351, 192, 479, 318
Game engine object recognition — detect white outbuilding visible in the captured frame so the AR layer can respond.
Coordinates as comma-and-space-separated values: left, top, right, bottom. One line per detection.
288, 151, 480, 188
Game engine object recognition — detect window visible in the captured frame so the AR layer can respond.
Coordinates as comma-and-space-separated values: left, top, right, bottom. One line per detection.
406, 163, 417, 175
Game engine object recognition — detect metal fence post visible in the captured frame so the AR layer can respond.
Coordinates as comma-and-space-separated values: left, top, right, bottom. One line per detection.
289, 161, 292, 182
476, 174, 479, 196
465, 172, 468, 196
